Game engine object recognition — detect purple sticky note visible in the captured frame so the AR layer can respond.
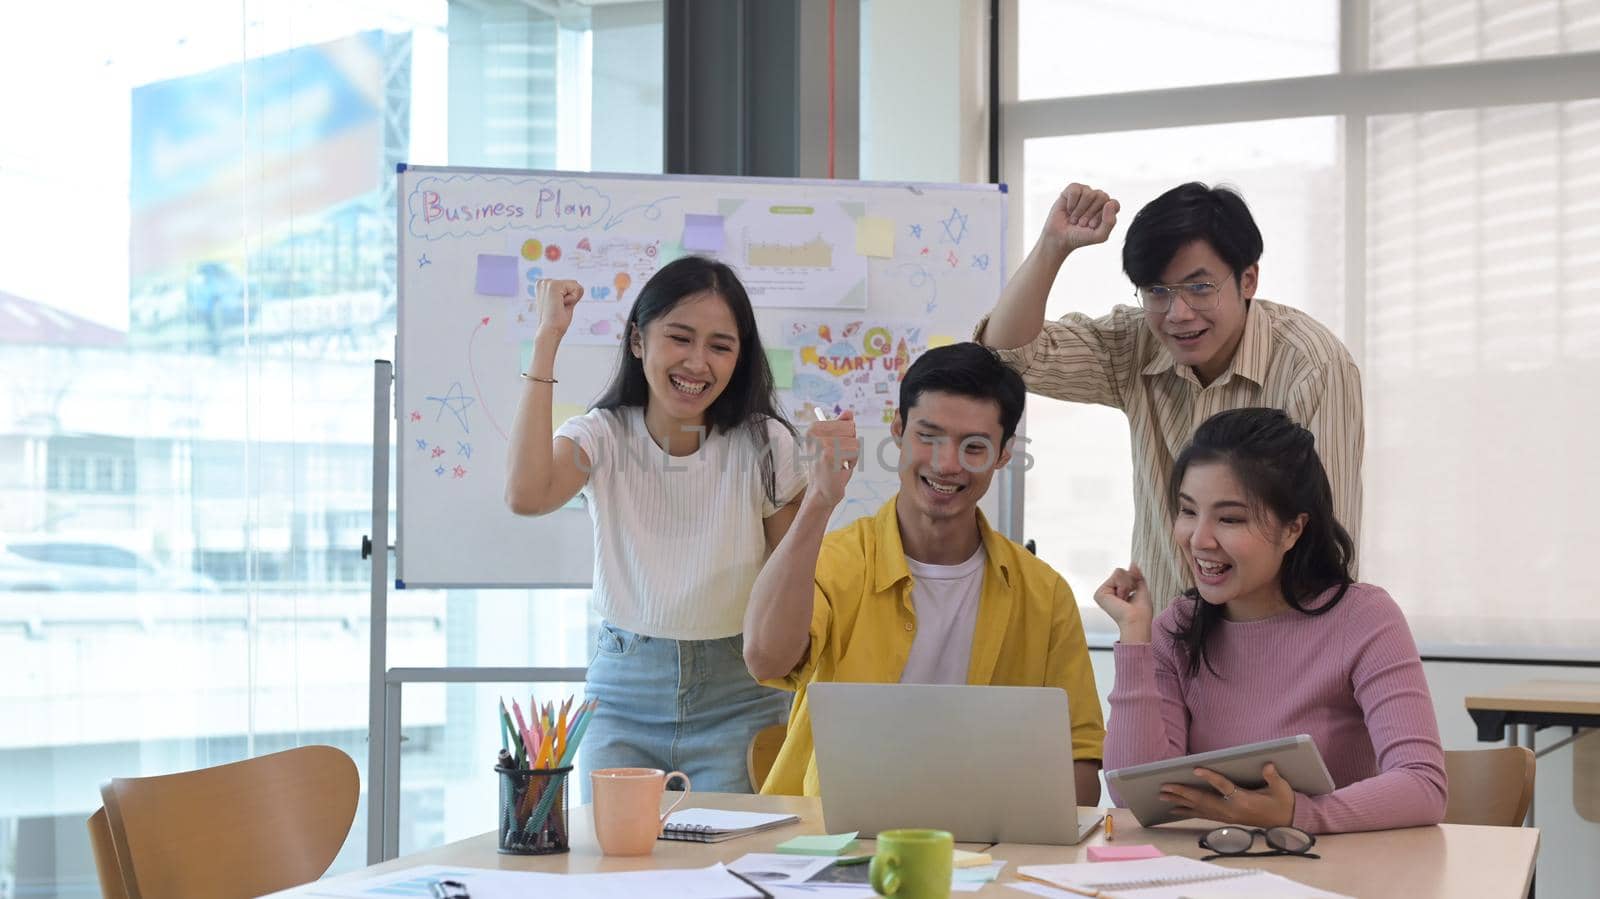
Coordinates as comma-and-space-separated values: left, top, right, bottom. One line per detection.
475, 254, 518, 297
682, 214, 726, 253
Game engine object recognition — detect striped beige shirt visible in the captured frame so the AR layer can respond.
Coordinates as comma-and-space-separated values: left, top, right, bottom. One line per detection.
979, 299, 1363, 611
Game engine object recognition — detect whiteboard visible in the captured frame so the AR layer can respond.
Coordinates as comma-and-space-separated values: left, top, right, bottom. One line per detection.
395, 165, 1014, 588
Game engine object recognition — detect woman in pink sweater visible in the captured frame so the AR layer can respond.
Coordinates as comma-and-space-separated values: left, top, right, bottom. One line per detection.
1095, 407, 1446, 834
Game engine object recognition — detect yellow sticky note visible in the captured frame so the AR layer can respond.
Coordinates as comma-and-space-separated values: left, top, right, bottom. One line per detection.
552, 403, 585, 429
766, 348, 796, 389
928, 334, 957, 348
953, 849, 992, 868
855, 216, 895, 258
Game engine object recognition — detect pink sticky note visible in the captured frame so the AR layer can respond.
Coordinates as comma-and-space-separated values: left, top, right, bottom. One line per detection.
1087, 844, 1164, 863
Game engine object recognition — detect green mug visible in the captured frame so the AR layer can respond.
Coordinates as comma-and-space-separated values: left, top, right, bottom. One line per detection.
869, 828, 953, 899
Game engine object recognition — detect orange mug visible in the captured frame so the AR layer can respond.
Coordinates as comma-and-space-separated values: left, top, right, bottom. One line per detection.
590, 767, 692, 855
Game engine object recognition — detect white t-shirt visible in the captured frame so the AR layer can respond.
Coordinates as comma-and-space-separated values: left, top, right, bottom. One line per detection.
555, 407, 807, 640
898, 543, 987, 684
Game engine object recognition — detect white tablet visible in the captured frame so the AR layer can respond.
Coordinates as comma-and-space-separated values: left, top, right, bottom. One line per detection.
1105, 734, 1336, 827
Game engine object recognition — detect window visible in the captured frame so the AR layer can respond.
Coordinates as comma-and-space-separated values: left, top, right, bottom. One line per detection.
1363, 99, 1600, 648
1370, 0, 1600, 67
1006, 1, 1600, 654
1016, 0, 1339, 100
1017, 118, 1343, 635
46, 438, 138, 495
0, 1, 661, 893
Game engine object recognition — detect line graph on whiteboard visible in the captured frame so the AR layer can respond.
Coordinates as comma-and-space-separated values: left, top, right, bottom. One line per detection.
722, 198, 866, 308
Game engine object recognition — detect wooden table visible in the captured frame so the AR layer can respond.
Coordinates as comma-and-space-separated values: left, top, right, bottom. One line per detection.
1466, 678, 1600, 824
995, 808, 1539, 899
269, 793, 1540, 898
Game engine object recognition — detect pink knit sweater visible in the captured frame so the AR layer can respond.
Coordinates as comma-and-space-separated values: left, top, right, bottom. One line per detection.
1104, 583, 1447, 834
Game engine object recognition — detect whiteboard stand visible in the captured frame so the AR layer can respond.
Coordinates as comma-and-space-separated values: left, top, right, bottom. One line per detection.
365, 359, 592, 862
365, 359, 393, 864
375, 666, 588, 860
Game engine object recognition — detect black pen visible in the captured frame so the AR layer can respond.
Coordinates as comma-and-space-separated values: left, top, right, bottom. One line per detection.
726, 869, 775, 898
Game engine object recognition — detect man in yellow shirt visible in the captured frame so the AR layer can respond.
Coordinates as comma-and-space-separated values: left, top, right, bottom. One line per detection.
743, 342, 1105, 799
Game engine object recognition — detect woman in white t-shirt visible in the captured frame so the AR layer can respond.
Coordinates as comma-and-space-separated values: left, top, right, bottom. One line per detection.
506, 257, 806, 793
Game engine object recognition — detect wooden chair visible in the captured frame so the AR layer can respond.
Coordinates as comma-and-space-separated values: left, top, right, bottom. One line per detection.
1576, 731, 1600, 823
87, 745, 358, 899
747, 723, 788, 791
87, 808, 130, 899
1443, 746, 1535, 826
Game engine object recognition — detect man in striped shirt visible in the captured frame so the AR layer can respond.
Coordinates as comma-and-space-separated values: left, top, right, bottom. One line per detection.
976, 182, 1362, 611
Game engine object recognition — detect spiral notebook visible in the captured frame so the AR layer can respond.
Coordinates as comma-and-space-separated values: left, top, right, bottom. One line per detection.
660, 808, 801, 843
1017, 857, 1352, 898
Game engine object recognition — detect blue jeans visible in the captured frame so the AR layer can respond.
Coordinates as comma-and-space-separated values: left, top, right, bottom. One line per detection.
579, 621, 790, 800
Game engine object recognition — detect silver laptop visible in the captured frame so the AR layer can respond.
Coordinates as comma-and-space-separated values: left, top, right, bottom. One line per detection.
809, 682, 1104, 845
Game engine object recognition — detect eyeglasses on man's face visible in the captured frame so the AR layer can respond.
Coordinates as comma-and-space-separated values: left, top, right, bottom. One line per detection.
1135, 273, 1235, 314
1198, 825, 1319, 861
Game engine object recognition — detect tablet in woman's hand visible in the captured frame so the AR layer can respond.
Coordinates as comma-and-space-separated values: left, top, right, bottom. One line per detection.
1106, 735, 1336, 827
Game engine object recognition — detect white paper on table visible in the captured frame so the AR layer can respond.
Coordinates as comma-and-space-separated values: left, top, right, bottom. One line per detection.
767, 886, 877, 899
297, 864, 496, 898
1006, 883, 1080, 899
750, 857, 1004, 895
1005, 869, 1355, 899
1169, 872, 1355, 899
728, 852, 838, 885
456, 863, 766, 899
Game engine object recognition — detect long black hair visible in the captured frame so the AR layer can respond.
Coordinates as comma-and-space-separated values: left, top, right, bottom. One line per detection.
592, 254, 794, 504
1166, 408, 1355, 677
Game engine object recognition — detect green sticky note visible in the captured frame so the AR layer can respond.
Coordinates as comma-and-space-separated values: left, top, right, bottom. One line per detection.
855, 216, 895, 258
657, 241, 689, 264
520, 340, 535, 374
766, 348, 795, 389
777, 832, 859, 856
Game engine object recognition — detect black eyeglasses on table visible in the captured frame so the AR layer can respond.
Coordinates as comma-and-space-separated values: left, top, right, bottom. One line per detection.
1199, 825, 1320, 861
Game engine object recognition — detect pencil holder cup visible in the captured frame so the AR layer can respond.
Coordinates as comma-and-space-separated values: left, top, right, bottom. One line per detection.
496, 765, 572, 854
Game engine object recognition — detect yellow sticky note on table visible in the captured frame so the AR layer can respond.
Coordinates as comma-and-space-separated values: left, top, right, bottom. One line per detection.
855, 216, 895, 258
953, 849, 992, 868
928, 334, 957, 348
552, 403, 585, 428
766, 348, 796, 389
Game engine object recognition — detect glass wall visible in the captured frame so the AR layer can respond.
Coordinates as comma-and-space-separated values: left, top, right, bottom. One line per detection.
1006, 0, 1600, 652
0, 1, 661, 894
1017, 118, 1343, 627
1015, 0, 1339, 99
